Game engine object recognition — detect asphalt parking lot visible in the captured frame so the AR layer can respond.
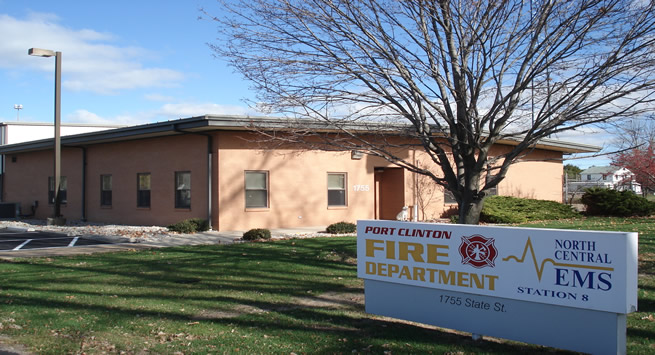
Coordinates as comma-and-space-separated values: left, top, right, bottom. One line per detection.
0, 229, 115, 252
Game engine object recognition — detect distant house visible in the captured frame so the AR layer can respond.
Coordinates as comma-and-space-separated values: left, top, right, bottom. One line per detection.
567, 166, 642, 196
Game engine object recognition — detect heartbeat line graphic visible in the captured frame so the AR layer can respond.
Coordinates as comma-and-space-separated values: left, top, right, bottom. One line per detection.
502, 237, 614, 281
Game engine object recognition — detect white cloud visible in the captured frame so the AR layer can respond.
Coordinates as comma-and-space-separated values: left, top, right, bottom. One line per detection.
552, 126, 612, 148
144, 93, 176, 102
67, 109, 158, 126
66, 109, 123, 125
0, 12, 185, 94
156, 103, 251, 118
66, 102, 255, 126
555, 126, 619, 168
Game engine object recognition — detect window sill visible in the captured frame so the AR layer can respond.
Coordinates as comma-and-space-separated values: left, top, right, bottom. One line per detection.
245, 207, 269, 212
100, 205, 112, 209
327, 205, 348, 210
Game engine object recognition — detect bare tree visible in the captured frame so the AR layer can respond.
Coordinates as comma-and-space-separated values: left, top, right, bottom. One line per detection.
206, 0, 655, 224
416, 164, 442, 221
610, 115, 655, 149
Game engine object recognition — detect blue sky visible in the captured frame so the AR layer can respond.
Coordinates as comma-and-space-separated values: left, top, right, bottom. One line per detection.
0, 0, 258, 126
0, 0, 609, 168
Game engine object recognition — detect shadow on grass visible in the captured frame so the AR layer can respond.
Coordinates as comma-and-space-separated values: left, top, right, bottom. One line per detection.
0, 238, 588, 354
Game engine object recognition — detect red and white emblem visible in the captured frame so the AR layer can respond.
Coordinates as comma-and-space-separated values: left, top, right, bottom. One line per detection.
459, 235, 498, 268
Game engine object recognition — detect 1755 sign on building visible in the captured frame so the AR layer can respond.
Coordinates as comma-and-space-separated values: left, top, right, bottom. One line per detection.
357, 220, 638, 354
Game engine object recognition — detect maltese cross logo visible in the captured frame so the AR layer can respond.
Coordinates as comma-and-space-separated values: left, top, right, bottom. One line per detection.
459, 234, 498, 268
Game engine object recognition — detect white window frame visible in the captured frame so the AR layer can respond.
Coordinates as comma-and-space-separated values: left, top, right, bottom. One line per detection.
327, 172, 347, 207
245, 171, 269, 209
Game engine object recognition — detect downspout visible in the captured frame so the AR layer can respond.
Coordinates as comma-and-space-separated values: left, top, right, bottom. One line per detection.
173, 125, 214, 230
205, 136, 213, 230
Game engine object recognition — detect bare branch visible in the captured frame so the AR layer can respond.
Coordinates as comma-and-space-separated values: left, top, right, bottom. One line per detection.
206, 0, 655, 223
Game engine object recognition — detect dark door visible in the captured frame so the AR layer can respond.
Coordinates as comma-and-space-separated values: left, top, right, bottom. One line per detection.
375, 167, 405, 220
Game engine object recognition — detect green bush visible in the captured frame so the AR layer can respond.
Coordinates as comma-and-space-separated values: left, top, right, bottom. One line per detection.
480, 196, 580, 224
581, 188, 655, 217
326, 222, 357, 234
189, 218, 210, 232
242, 228, 272, 241
168, 218, 210, 233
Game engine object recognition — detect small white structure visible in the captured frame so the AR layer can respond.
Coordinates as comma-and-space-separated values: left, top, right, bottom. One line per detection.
0, 122, 124, 145
568, 166, 642, 195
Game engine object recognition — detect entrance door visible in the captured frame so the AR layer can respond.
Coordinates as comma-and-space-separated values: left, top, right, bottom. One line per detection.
375, 167, 405, 220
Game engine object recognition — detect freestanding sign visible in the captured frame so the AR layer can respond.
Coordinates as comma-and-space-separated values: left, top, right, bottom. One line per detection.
357, 220, 638, 354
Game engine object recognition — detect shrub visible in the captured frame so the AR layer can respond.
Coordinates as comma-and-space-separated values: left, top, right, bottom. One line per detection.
242, 228, 272, 241
326, 222, 357, 234
168, 219, 196, 234
168, 218, 210, 233
189, 218, 210, 232
581, 188, 655, 217
480, 196, 580, 224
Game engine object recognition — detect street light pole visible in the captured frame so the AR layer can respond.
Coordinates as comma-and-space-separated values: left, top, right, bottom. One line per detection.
13, 104, 23, 121
28, 48, 63, 223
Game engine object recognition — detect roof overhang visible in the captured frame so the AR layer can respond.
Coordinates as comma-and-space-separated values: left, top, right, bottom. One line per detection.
497, 136, 600, 154
0, 115, 601, 155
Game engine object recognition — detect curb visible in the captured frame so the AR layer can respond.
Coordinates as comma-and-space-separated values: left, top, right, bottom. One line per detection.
2, 227, 35, 233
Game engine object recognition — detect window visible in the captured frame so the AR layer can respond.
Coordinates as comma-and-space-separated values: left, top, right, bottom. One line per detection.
587, 174, 592, 181
48, 176, 67, 204
485, 175, 498, 196
101, 175, 112, 206
245, 171, 268, 208
137, 173, 151, 208
175, 171, 191, 209
327, 173, 347, 206
444, 189, 457, 204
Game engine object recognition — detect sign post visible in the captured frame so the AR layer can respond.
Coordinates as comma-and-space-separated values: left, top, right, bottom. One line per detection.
357, 220, 638, 354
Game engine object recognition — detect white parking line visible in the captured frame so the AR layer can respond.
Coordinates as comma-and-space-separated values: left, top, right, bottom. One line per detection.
67, 237, 79, 247
13, 239, 32, 251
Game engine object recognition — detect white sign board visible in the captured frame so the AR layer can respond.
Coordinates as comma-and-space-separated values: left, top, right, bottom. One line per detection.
357, 220, 638, 354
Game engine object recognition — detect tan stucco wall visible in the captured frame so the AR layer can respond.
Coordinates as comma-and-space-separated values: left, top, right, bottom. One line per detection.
215, 132, 398, 231
499, 149, 563, 201
2, 131, 564, 230
397, 147, 564, 221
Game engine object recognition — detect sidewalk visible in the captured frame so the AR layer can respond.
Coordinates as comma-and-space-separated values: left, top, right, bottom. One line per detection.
140, 225, 331, 247
0, 226, 329, 260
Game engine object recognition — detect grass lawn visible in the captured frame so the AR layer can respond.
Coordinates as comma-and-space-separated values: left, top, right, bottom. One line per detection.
0, 217, 653, 354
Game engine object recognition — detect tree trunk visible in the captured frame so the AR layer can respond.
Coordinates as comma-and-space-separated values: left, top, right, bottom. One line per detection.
458, 194, 486, 225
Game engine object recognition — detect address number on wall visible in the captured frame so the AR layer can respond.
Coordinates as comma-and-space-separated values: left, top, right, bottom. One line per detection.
353, 185, 370, 191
